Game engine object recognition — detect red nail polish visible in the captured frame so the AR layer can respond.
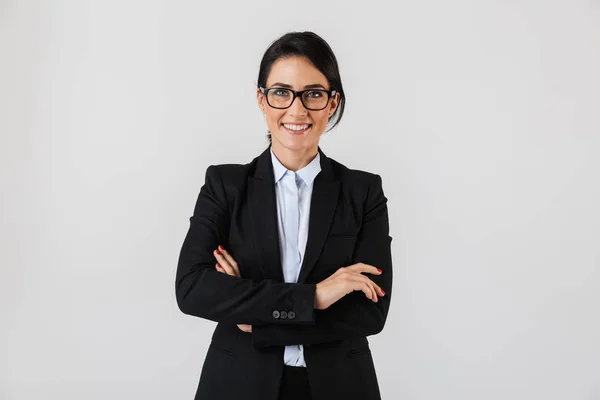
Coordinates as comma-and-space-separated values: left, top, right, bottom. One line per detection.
381, 290, 386, 295
377, 268, 382, 273
218, 245, 224, 251
216, 263, 221, 268
215, 250, 221, 256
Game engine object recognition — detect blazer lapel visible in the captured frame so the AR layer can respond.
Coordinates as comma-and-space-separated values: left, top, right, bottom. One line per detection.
248, 146, 284, 281
248, 145, 340, 284
297, 149, 339, 283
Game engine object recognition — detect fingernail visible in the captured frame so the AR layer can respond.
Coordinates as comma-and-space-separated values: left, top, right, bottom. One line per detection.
215, 250, 221, 256
216, 263, 221, 268
381, 290, 386, 295
377, 268, 382, 273
218, 245, 224, 251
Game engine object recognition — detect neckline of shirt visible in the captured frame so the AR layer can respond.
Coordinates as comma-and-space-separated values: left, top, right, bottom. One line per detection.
270, 147, 322, 186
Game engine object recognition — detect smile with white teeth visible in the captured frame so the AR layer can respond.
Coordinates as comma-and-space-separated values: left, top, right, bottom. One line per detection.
282, 123, 311, 131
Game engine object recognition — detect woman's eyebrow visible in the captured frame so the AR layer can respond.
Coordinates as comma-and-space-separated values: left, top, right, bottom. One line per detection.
270, 82, 327, 89
303, 84, 327, 89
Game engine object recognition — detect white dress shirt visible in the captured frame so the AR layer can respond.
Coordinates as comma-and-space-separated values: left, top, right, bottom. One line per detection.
270, 147, 321, 367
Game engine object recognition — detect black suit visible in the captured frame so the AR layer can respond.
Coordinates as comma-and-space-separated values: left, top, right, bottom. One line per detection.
176, 145, 393, 400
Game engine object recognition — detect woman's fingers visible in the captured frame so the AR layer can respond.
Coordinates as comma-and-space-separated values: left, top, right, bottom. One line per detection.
346, 262, 383, 276
357, 274, 385, 297
363, 277, 385, 298
342, 266, 384, 295
218, 245, 241, 277
345, 263, 385, 296
315, 263, 387, 310
214, 253, 235, 276
339, 266, 385, 302
352, 274, 378, 302
213, 246, 240, 278
329, 268, 371, 301
216, 263, 235, 278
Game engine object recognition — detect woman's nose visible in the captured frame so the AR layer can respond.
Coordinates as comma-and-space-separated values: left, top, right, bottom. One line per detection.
288, 95, 308, 115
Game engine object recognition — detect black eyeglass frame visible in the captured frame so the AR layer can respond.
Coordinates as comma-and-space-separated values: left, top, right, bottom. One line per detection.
258, 86, 338, 111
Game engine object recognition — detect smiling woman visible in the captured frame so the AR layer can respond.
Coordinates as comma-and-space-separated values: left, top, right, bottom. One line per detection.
256, 32, 346, 164
176, 31, 392, 400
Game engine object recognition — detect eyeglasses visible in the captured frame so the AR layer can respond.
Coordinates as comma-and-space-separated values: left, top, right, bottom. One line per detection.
259, 86, 337, 111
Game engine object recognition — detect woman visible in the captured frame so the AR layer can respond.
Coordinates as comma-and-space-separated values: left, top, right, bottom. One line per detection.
176, 31, 393, 400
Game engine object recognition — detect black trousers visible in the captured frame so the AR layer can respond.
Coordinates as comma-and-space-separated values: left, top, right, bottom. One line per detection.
277, 366, 312, 400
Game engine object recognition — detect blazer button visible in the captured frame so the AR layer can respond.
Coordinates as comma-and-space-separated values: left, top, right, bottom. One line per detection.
288, 311, 296, 320
272, 310, 280, 319
280, 311, 288, 319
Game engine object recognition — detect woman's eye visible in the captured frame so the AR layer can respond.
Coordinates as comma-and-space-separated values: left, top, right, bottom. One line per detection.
307, 91, 323, 98
273, 89, 290, 97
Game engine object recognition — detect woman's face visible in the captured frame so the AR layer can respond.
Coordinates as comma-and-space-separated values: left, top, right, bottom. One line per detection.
257, 56, 339, 155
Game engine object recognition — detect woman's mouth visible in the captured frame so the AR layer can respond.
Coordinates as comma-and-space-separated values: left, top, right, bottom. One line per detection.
282, 123, 312, 135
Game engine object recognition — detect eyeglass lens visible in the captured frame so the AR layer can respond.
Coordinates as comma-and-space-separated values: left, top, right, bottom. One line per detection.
267, 89, 329, 110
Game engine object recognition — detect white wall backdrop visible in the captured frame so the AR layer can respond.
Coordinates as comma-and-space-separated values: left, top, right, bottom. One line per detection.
1, 1, 599, 399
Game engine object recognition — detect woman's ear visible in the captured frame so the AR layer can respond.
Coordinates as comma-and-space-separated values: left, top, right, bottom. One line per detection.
328, 92, 340, 116
257, 88, 266, 113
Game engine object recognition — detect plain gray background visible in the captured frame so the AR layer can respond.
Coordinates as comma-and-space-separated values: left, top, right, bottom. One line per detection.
1, 1, 599, 399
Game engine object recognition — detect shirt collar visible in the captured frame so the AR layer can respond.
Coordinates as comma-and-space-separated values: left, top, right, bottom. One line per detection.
270, 147, 321, 186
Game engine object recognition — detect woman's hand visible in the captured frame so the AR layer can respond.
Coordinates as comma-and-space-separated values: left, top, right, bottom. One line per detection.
214, 245, 241, 278
213, 245, 252, 333
314, 263, 385, 310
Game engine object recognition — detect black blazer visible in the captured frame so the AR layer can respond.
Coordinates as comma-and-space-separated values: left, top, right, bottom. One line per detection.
176, 145, 393, 400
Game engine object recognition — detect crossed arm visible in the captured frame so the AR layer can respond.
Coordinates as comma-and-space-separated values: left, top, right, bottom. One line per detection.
175, 166, 393, 349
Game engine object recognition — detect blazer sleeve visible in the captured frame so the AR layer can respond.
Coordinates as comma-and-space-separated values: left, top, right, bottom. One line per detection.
251, 174, 393, 349
175, 165, 317, 325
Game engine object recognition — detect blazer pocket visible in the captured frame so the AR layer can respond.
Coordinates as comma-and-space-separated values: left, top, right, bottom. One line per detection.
210, 340, 237, 358
346, 337, 370, 357
327, 230, 359, 238
346, 346, 371, 358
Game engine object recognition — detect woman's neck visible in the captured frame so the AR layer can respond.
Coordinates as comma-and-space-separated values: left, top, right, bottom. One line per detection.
271, 142, 318, 172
